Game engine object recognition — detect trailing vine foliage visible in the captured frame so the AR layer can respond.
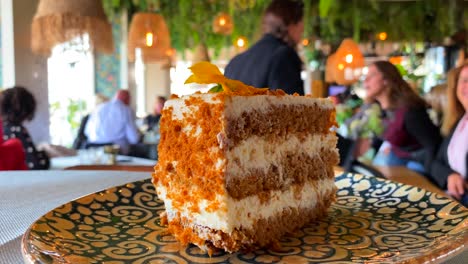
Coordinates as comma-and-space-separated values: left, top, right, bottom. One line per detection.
102, 0, 466, 57
103, 0, 270, 58
315, 0, 464, 43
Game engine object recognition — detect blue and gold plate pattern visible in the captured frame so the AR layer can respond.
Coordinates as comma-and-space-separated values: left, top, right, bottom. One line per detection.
22, 173, 468, 263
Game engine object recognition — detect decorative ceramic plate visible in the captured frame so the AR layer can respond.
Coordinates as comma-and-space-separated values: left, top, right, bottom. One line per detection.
23, 173, 468, 264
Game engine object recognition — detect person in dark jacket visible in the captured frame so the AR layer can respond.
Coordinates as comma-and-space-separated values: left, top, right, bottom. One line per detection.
224, 0, 304, 95
366, 61, 442, 175
431, 62, 467, 205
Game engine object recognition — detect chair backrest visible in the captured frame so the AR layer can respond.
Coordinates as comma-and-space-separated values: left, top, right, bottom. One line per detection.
337, 133, 357, 171
0, 118, 27, 170
65, 164, 154, 172
0, 119, 3, 144
0, 138, 28, 170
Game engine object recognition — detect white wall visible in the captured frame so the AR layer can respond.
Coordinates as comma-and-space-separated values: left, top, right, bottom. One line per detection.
144, 63, 170, 114
8, 0, 49, 143
1, 0, 15, 88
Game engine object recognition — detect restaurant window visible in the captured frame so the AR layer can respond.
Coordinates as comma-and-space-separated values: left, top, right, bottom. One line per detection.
47, 34, 94, 147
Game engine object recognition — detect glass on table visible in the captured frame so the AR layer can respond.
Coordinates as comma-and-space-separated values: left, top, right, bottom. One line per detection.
78, 147, 107, 165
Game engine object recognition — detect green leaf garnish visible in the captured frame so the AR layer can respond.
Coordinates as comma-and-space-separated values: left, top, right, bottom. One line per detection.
208, 84, 223, 93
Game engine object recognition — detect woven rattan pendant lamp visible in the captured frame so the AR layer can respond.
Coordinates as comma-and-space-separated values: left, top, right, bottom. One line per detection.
128, 12, 171, 63
31, 0, 113, 56
212, 12, 233, 35
332, 38, 365, 85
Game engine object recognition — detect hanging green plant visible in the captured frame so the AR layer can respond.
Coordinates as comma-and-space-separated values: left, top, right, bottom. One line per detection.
102, 0, 466, 56
102, 0, 270, 58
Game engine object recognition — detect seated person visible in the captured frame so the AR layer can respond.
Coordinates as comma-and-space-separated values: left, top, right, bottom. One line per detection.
431, 63, 468, 205
0, 119, 27, 170
0, 86, 50, 170
72, 94, 109, 149
365, 61, 441, 175
85, 90, 140, 154
144, 96, 166, 132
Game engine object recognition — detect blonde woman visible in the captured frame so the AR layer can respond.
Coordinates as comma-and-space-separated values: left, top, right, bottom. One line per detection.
431, 62, 468, 205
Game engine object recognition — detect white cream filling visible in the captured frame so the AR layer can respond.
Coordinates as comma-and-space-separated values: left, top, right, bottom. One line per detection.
226, 134, 337, 175
164, 94, 222, 120
156, 177, 336, 234
165, 93, 333, 124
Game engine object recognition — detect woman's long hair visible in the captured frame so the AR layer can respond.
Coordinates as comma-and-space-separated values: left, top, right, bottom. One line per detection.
441, 62, 467, 135
373, 61, 427, 110
262, 0, 303, 48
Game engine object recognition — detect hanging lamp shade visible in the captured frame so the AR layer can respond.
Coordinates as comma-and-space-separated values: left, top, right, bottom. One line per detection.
332, 38, 365, 85
128, 12, 171, 63
235, 36, 248, 52
31, 0, 113, 56
212, 12, 234, 35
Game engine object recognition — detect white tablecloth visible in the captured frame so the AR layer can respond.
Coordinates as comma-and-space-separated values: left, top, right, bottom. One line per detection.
0, 170, 466, 264
0, 170, 151, 264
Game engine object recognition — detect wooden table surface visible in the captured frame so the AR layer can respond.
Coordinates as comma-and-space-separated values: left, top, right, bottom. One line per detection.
373, 165, 449, 197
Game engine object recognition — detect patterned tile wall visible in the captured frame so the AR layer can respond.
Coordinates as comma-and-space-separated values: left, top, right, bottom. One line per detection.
94, 16, 122, 98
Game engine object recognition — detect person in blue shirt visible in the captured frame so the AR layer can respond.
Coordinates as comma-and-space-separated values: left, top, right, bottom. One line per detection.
85, 90, 140, 154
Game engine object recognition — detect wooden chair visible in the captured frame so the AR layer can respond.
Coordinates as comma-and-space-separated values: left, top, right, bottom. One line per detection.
0, 119, 28, 170
65, 164, 155, 172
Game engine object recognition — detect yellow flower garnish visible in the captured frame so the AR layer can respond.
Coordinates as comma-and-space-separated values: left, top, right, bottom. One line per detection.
184, 61, 269, 96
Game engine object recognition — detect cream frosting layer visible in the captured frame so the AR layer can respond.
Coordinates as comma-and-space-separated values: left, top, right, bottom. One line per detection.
225, 95, 334, 119
226, 133, 337, 178
165, 94, 334, 121
156, 177, 336, 234
165, 94, 222, 121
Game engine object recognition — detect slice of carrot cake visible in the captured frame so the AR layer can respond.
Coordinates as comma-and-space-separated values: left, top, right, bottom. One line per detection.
153, 62, 338, 252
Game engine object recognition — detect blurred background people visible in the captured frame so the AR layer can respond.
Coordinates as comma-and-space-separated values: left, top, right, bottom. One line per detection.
85, 89, 140, 154
425, 83, 447, 129
0, 86, 50, 170
72, 93, 109, 149
224, 0, 304, 95
144, 96, 166, 132
367, 61, 441, 175
431, 62, 468, 205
